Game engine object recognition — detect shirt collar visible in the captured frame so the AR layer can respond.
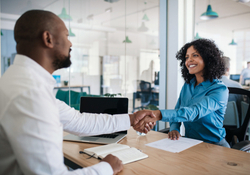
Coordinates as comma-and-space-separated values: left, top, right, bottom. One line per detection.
13, 54, 56, 85
190, 77, 216, 89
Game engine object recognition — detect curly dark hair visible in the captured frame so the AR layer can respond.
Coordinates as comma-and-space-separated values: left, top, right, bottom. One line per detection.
176, 38, 225, 83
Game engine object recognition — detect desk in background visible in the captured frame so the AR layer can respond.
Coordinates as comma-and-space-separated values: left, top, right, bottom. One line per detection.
63, 128, 250, 175
54, 85, 90, 94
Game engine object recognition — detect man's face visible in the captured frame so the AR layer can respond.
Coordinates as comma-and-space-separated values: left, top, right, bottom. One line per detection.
51, 17, 72, 70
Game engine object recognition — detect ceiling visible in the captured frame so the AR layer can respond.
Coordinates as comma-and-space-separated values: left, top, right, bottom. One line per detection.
195, 0, 250, 36
1, 0, 250, 37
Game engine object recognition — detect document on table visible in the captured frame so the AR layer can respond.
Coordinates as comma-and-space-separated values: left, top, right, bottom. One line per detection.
146, 137, 203, 153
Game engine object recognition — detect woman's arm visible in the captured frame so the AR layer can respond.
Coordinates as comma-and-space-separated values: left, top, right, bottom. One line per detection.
161, 85, 228, 123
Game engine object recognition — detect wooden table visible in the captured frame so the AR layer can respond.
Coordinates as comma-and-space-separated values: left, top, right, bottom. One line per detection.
63, 128, 250, 175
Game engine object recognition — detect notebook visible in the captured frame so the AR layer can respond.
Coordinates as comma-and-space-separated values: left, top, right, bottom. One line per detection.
63, 97, 128, 144
83, 143, 148, 164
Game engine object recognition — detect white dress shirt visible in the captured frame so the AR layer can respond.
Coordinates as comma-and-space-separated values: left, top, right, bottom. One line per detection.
0, 54, 131, 175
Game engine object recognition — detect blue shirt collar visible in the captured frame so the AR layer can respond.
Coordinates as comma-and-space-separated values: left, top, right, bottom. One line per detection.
190, 77, 217, 89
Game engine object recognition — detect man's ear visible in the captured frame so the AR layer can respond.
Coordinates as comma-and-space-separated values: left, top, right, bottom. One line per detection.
42, 31, 53, 48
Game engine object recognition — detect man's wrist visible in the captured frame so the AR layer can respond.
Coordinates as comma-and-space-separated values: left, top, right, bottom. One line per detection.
153, 110, 162, 121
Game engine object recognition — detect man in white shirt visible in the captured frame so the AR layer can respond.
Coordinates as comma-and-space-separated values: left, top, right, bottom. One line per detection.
0, 10, 155, 175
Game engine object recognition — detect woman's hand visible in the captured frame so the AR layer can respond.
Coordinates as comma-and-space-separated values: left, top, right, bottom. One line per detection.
168, 130, 181, 140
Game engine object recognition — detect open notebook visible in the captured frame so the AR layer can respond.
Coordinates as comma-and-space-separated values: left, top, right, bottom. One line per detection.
83, 143, 148, 164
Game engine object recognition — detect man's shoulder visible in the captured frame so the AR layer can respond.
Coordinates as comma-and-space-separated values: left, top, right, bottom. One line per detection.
222, 77, 242, 88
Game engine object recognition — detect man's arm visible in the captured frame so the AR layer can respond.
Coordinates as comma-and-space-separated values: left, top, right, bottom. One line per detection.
58, 100, 155, 136
5, 90, 115, 175
239, 74, 244, 85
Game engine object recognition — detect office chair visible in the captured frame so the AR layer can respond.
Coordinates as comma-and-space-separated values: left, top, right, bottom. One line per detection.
225, 87, 250, 151
223, 101, 240, 128
133, 80, 159, 112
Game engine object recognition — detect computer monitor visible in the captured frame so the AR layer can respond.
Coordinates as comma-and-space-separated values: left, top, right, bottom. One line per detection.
230, 74, 240, 82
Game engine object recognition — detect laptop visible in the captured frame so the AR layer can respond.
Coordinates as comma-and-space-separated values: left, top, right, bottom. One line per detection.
63, 97, 128, 144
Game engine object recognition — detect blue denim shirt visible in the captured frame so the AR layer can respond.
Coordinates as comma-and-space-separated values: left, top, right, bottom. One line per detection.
160, 78, 228, 143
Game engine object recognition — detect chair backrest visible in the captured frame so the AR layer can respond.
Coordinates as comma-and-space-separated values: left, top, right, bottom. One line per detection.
241, 101, 249, 126
223, 101, 239, 128
225, 87, 250, 145
140, 80, 151, 92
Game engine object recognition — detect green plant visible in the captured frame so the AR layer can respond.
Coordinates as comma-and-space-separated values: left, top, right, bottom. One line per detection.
104, 93, 122, 98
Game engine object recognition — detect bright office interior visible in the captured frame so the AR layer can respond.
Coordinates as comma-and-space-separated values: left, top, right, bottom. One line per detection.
1, 0, 250, 130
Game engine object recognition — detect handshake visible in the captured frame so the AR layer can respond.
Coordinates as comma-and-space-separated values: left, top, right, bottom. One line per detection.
129, 109, 162, 134
102, 110, 162, 174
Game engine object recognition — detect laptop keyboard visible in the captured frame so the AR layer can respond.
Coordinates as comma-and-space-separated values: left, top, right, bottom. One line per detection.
92, 134, 119, 139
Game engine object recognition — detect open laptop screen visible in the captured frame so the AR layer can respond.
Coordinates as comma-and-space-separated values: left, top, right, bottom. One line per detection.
80, 97, 128, 134
80, 97, 128, 114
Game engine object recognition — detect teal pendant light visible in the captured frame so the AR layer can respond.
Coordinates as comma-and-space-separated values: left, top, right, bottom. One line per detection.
58, 7, 72, 21
1, 30, 3, 36
123, 36, 132, 43
142, 14, 149, 21
194, 33, 201, 40
69, 28, 75, 37
200, 4, 218, 20
229, 31, 237, 45
138, 22, 148, 32
229, 39, 237, 45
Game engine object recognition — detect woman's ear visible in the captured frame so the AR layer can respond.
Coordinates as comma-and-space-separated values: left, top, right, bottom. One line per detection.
42, 31, 53, 48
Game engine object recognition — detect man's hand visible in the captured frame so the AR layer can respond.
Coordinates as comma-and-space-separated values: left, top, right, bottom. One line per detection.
168, 130, 181, 140
131, 110, 162, 133
129, 110, 156, 133
102, 154, 123, 175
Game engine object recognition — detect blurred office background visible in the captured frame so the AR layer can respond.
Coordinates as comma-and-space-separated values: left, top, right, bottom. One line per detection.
1, 0, 250, 130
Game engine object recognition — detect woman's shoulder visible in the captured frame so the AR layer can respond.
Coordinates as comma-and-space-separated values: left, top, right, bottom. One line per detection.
208, 79, 228, 93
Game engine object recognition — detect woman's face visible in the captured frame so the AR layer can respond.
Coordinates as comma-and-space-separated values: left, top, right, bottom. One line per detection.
185, 45, 205, 77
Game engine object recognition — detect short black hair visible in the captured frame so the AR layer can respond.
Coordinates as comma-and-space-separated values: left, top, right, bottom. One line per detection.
176, 38, 225, 83
14, 10, 56, 43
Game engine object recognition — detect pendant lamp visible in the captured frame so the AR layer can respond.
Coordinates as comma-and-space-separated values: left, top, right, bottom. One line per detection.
200, 4, 218, 20
138, 22, 148, 32
69, 28, 75, 37
142, 14, 149, 21
58, 7, 72, 21
229, 39, 237, 45
229, 31, 237, 45
194, 33, 201, 40
123, 36, 132, 43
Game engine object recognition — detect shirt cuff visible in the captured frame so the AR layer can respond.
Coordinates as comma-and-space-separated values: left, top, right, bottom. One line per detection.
170, 122, 181, 133
113, 114, 131, 131
89, 162, 113, 175
160, 109, 177, 122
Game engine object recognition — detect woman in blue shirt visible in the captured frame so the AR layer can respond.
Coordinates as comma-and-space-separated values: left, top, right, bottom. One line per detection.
135, 39, 230, 147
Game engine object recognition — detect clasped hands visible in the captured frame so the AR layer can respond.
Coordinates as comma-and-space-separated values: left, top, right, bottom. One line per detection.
129, 110, 162, 134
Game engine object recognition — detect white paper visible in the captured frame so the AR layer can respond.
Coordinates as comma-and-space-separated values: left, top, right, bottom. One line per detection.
146, 137, 203, 153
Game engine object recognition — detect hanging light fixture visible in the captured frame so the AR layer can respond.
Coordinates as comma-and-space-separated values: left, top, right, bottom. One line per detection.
229, 39, 237, 45
200, 3, 218, 20
1, 30, 3, 36
58, 7, 72, 21
138, 22, 148, 32
229, 31, 237, 45
69, 28, 75, 37
142, 14, 149, 21
194, 33, 202, 40
142, 1, 149, 22
123, 36, 132, 43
